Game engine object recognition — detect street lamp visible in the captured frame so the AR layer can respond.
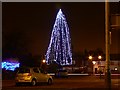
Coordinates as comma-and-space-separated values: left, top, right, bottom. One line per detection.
105, 1, 120, 89
88, 55, 93, 60
105, 0, 111, 89
40, 59, 46, 67
42, 59, 46, 63
98, 55, 102, 79
92, 61, 96, 74
88, 55, 93, 74
98, 55, 102, 60
40, 59, 47, 71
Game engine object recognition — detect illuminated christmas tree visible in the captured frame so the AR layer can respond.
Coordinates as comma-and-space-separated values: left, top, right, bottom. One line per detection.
45, 9, 72, 66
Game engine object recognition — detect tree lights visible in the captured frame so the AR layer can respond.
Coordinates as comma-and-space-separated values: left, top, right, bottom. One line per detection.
45, 9, 72, 66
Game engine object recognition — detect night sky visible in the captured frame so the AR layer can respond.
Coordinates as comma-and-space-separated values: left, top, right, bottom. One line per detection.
2, 2, 120, 57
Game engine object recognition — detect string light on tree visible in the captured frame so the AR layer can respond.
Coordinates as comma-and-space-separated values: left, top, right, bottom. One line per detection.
45, 9, 72, 65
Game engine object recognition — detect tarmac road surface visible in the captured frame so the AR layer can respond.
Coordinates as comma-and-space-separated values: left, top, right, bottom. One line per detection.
2, 75, 120, 90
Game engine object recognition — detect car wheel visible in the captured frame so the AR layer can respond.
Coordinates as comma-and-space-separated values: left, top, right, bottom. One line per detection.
31, 79, 36, 86
47, 78, 52, 85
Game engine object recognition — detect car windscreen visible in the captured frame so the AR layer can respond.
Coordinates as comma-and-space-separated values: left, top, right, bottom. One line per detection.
18, 68, 30, 73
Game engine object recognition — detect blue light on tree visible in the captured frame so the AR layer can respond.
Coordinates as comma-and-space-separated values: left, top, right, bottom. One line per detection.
45, 9, 72, 65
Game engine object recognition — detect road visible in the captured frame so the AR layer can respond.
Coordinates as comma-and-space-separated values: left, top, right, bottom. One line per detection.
1, 75, 120, 90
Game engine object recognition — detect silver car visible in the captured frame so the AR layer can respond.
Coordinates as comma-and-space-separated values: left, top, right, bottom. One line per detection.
55, 69, 68, 78
15, 67, 53, 86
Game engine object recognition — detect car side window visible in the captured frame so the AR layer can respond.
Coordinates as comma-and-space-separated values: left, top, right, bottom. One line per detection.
39, 68, 44, 73
33, 68, 39, 73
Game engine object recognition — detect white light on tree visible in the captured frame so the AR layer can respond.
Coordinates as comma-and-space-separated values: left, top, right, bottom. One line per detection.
45, 9, 72, 66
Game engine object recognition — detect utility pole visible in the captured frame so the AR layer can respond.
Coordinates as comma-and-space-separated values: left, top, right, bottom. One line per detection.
105, 0, 111, 89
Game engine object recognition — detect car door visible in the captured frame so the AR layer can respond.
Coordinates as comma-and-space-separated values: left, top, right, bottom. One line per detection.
33, 68, 41, 82
39, 68, 48, 82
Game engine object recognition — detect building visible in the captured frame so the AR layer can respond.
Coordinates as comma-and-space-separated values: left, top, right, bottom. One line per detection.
92, 54, 120, 74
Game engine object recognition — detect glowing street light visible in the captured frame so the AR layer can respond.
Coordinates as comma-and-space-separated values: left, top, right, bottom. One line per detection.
98, 55, 102, 60
42, 60, 46, 63
88, 55, 93, 60
98, 55, 102, 79
88, 55, 93, 74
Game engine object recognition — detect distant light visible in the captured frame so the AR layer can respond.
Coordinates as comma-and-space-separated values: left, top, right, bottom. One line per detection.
114, 67, 118, 71
88, 56, 93, 60
42, 60, 46, 63
98, 55, 102, 59
92, 61, 96, 65
2, 62, 20, 71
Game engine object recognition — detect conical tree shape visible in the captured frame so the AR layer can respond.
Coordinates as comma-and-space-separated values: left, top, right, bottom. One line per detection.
45, 9, 72, 66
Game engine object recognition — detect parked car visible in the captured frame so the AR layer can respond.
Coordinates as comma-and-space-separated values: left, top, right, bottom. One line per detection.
15, 67, 53, 86
55, 69, 68, 78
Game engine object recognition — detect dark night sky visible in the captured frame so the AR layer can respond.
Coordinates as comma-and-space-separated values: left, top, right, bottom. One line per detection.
2, 2, 120, 56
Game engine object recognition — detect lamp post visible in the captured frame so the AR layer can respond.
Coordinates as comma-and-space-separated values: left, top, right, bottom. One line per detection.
88, 55, 93, 75
105, 1, 120, 89
40, 59, 46, 68
41, 59, 47, 71
98, 55, 102, 79
105, 0, 111, 89
92, 61, 96, 74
